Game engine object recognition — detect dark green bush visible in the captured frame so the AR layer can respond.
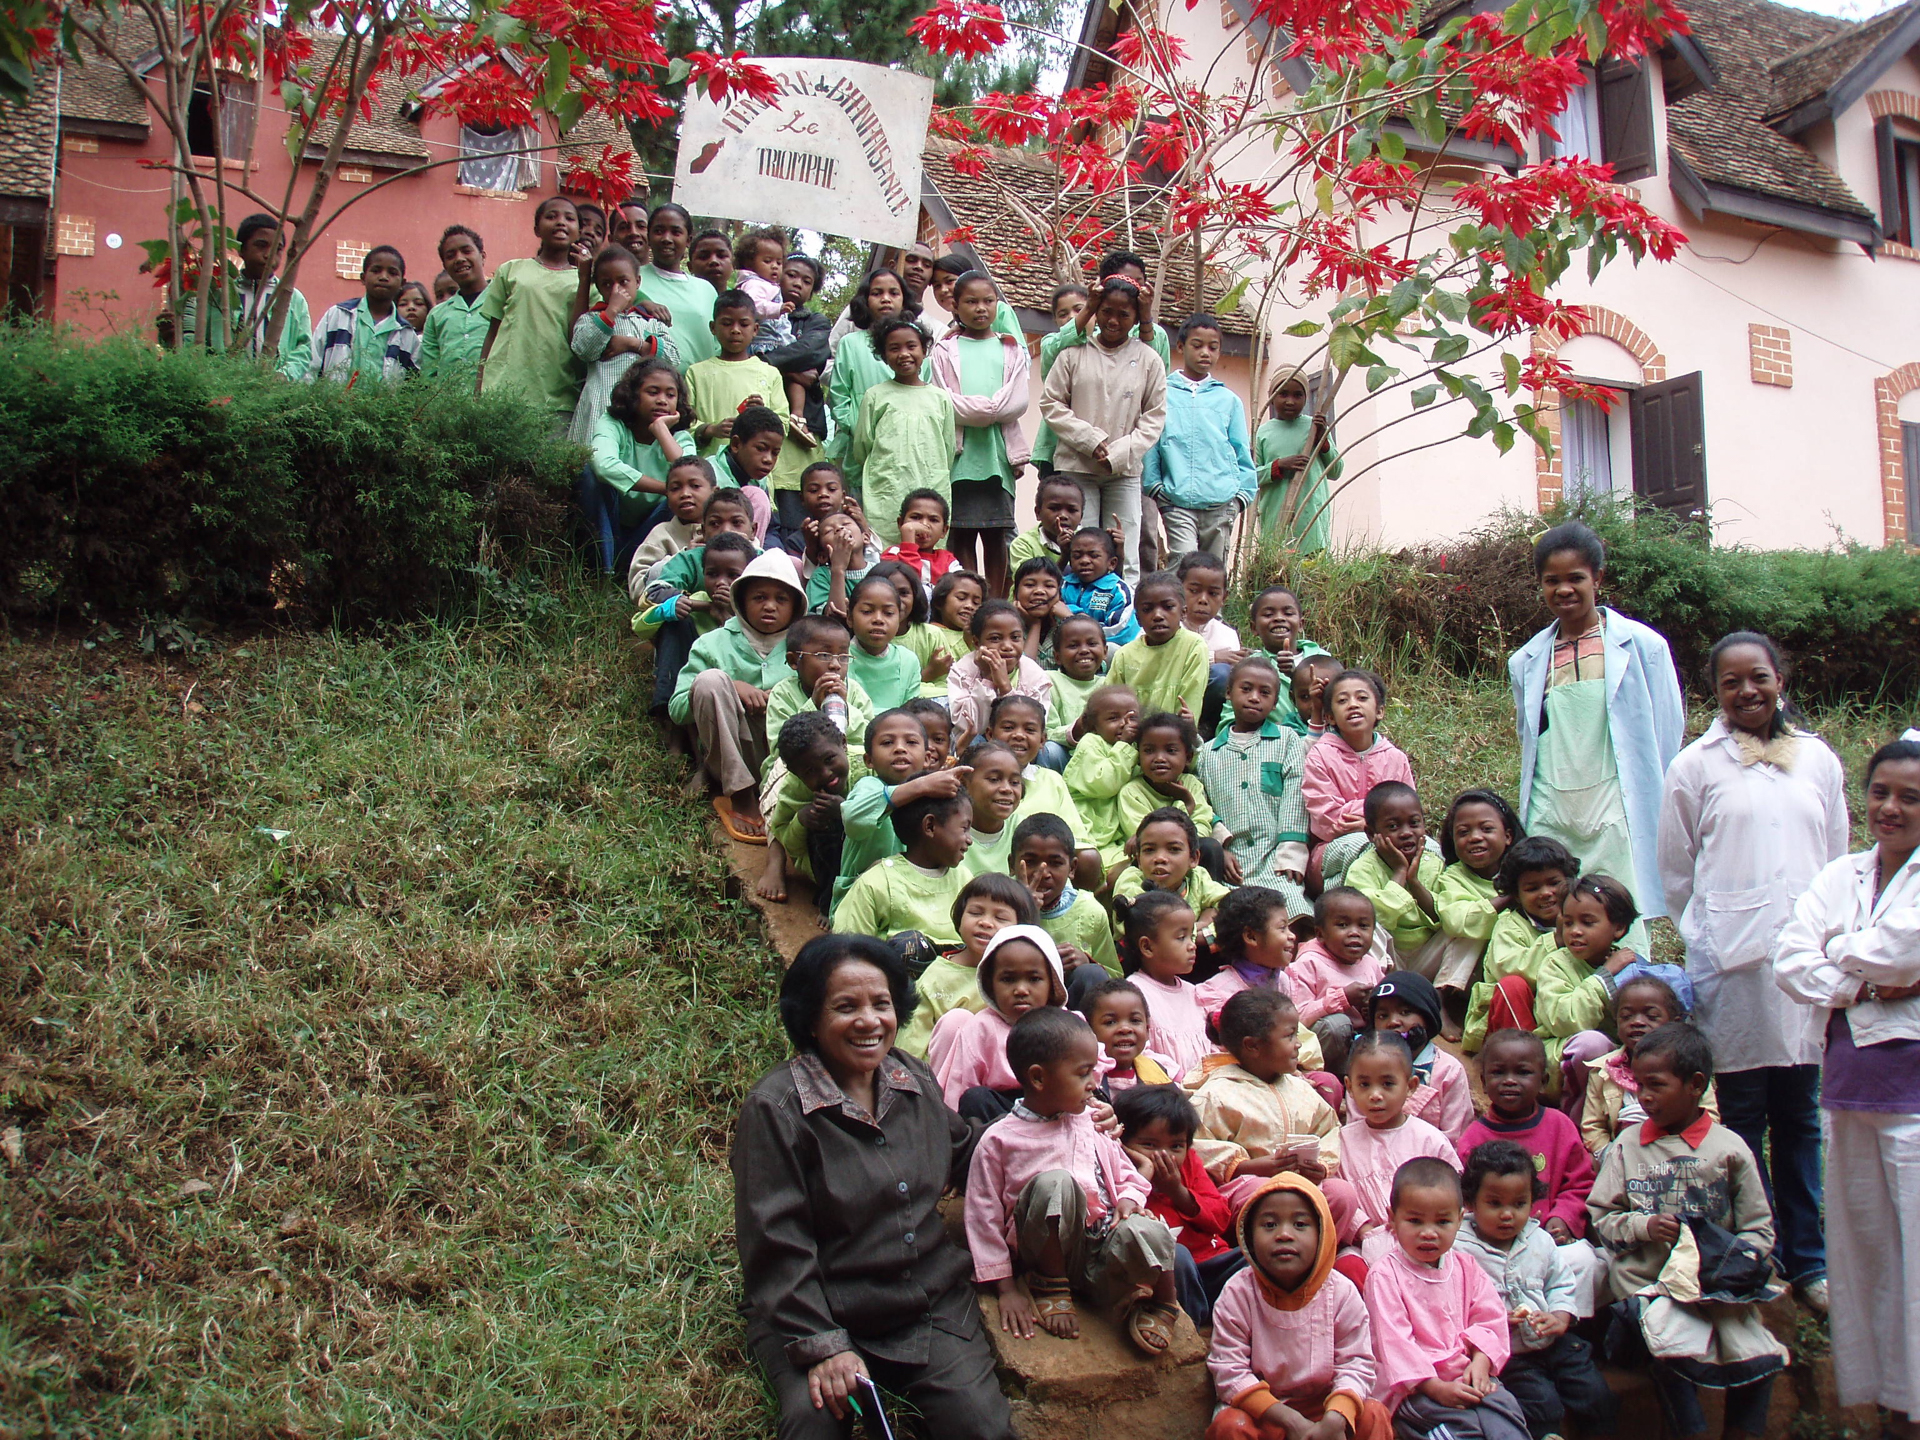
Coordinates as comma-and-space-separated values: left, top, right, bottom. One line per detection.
1257, 502, 1920, 704
0, 325, 578, 626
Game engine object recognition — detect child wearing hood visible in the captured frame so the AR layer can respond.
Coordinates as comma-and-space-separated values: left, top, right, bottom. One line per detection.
929, 925, 1069, 1119
1205, 1175, 1394, 1440
668, 548, 807, 842
1367, 973, 1475, 1142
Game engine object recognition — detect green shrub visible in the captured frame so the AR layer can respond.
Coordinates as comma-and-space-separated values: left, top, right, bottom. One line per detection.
0, 325, 578, 626
1254, 502, 1920, 704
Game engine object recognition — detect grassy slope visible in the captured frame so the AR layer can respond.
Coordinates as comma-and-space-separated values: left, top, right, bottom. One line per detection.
0, 581, 1905, 1436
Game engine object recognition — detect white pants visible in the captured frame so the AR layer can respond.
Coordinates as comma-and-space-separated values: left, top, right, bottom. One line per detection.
1067, 471, 1144, 582
1825, 1107, 1920, 1413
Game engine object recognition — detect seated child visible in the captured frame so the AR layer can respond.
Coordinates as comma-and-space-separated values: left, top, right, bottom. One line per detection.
581, 353, 691, 578
1014, 813, 1120, 983
1064, 684, 1141, 868
1206, 1176, 1395, 1440
629, 453, 715, 578
1111, 808, 1233, 949
709, 407, 787, 542
1534, 873, 1657, 1107
1106, 571, 1208, 722
760, 710, 848, 908
787, 465, 876, 612
1114, 889, 1212, 1082
831, 707, 965, 917
965, 1006, 1182, 1354
1195, 888, 1332, 1097
904, 696, 953, 762
958, 738, 1028, 877
1177, 550, 1244, 738
1012, 555, 1063, 670
898, 871, 1035, 1058
1188, 990, 1345, 1217
1061, 526, 1140, 646
1117, 1082, 1240, 1330
1457, 1032, 1606, 1308
631, 528, 751, 647
946, 599, 1053, 743
905, 569, 983, 699
634, 485, 756, 608
1463, 837, 1576, 1055
1587, 1023, 1786, 1440
1454, 1141, 1616, 1440
1009, 472, 1086, 568
882, 487, 959, 594
1340, 1032, 1461, 1246
1368, 974, 1474, 1142
1118, 712, 1230, 882
1579, 975, 1719, 1156
667, 547, 805, 841
1080, 975, 1176, 1091
1044, 613, 1109, 761
1291, 654, 1342, 741
761, 614, 873, 773
986, 695, 1104, 894
931, 924, 1069, 1116
569, 244, 678, 446
1432, 789, 1525, 1011
1302, 669, 1416, 887
1287, 887, 1387, 1077
1364, 1157, 1531, 1440
834, 782, 973, 947
1196, 656, 1311, 910
1246, 586, 1327, 732
844, 570, 921, 712
1344, 782, 1445, 970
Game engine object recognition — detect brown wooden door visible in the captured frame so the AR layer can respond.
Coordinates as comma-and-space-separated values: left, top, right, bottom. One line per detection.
1629, 371, 1706, 519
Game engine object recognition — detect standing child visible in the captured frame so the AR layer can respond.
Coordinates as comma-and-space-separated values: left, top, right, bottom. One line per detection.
897, 871, 1035, 1059
1045, 614, 1110, 761
1344, 782, 1446, 971
1143, 315, 1258, 568
849, 318, 958, 548
1369, 974, 1475, 1142
1340, 1032, 1462, 1244
829, 707, 968, 919
1065, 684, 1141, 870
1365, 1157, 1529, 1440
1587, 1023, 1786, 1440
835, 783, 974, 947
1206, 1176, 1395, 1440
1028, 283, 1092, 480
1288, 887, 1386, 1077
1114, 888, 1211, 1080
1197, 656, 1312, 908
568, 243, 678, 444
1535, 873, 1663, 1105
945, 600, 1052, 744
730, 227, 796, 368
844, 570, 922, 712
478, 197, 587, 428
825, 267, 915, 480
395, 280, 431, 333
1116, 1082, 1241, 1329
1578, 975, 1717, 1156
1011, 474, 1087, 567
1246, 587, 1328, 732
1454, 1140, 1618, 1440
1433, 790, 1525, 1016
1255, 367, 1342, 556
1081, 976, 1176, 1091
1302, 669, 1417, 887
930, 270, 1030, 594
1107, 571, 1209, 721
964, 1006, 1183, 1354
585, 361, 693, 576
636, 203, 720, 367
931, 926, 1069, 1116
686, 291, 791, 458
1463, 837, 1579, 1054
1179, 551, 1246, 737
1014, 813, 1120, 983
312, 244, 420, 383
1061, 526, 1140, 646
418, 225, 488, 382
882, 488, 959, 595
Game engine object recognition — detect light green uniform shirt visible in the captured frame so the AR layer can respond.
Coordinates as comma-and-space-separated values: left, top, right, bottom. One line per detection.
1110, 862, 1231, 919
420, 288, 489, 382
1105, 628, 1209, 722
896, 956, 984, 1059
1009, 525, 1067, 569
1434, 862, 1501, 942
686, 355, 789, 456
591, 418, 695, 523
479, 258, 582, 422
1038, 887, 1121, 975
849, 381, 956, 547
1345, 845, 1446, 955
179, 277, 311, 381
763, 674, 874, 772
832, 773, 904, 917
950, 335, 1013, 487
834, 854, 966, 948
1116, 774, 1215, 849
1020, 765, 1093, 851
1064, 734, 1136, 861
1463, 908, 1559, 1053
901, 622, 967, 698
1046, 670, 1104, 745
666, 617, 795, 726
825, 329, 895, 470
637, 264, 720, 367
850, 643, 922, 713
1533, 946, 1619, 1064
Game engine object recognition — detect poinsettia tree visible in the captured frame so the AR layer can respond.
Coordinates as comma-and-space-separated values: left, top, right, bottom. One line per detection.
912, 0, 1690, 545
23, 0, 768, 353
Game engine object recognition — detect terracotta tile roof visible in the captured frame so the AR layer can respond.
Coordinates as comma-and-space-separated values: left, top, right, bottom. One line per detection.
1766, 2, 1907, 120
0, 86, 57, 200
59, 17, 156, 132
305, 35, 431, 162
557, 108, 638, 171
1666, 0, 1875, 219
921, 136, 1259, 335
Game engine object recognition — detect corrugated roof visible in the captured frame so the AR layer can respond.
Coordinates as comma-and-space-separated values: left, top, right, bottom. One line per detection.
921, 136, 1259, 335
0, 85, 57, 200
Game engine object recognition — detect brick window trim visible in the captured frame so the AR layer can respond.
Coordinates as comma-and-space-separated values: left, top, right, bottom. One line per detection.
1528, 307, 1666, 511
1867, 90, 1920, 123
55, 213, 95, 257
1873, 362, 1920, 545
1748, 323, 1792, 389
453, 183, 527, 200
335, 239, 371, 279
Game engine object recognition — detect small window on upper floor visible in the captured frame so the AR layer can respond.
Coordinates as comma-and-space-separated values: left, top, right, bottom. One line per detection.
458, 123, 539, 192
1542, 60, 1655, 183
187, 79, 256, 160
1874, 117, 1920, 246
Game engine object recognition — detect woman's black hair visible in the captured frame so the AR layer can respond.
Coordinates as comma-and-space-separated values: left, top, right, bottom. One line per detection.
607, 358, 692, 433
1348, 1027, 1414, 1074
1866, 738, 1920, 785
1462, 1138, 1544, 1204
784, 252, 824, 288
1176, 313, 1223, 344
648, 201, 692, 231
1217, 988, 1298, 1054
1111, 1082, 1200, 1143
1495, 835, 1579, 896
1076, 973, 1147, 1019
1706, 630, 1800, 740
951, 871, 1039, 931
1068, 525, 1122, 567
1533, 520, 1605, 577
1329, 667, 1387, 707
1211, 886, 1292, 966
970, 596, 1022, 640
1134, 804, 1200, 855
1137, 710, 1201, 762
930, 568, 985, 626
1114, 887, 1194, 973
1566, 873, 1639, 932
865, 559, 930, 625
869, 315, 931, 360
532, 194, 578, 228
897, 487, 949, 525
1174, 549, 1228, 580
988, 692, 1047, 730
778, 933, 917, 1053
1440, 789, 1525, 865
849, 266, 921, 328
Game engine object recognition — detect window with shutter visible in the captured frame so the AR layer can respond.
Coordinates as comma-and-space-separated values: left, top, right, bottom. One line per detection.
1875, 117, 1920, 246
1629, 371, 1707, 518
1597, 59, 1656, 183
1904, 422, 1920, 543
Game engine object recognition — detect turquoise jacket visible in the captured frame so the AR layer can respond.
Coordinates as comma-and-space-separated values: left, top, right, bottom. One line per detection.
1141, 371, 1258, 510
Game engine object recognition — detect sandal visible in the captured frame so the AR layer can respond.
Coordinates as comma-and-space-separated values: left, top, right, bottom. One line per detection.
712, 796, 769, 846
1126, 1299, 1180, 1355
1027, 1274, 1076, 1331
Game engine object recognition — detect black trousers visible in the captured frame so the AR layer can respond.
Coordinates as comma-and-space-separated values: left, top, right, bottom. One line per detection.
1501, 1331, 1618, 1438
748, 1318, 1013, 1440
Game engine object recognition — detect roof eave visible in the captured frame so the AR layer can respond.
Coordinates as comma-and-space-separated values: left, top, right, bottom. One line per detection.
1669, 146, 1879, 248
1770, 1, 1920, 137
58, 115, 149, 141
1383, 118, 1523, 170
1661, 33, 1716, 103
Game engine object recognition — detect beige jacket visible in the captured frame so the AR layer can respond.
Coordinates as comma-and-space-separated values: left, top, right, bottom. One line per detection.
1183, 1056, 1341, 1182
1039, 336, 1168, 477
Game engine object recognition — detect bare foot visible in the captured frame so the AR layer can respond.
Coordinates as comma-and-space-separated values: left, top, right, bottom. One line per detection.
755, 851, 787, 902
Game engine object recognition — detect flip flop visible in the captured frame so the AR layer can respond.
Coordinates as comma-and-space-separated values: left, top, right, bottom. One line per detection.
712, 796, 769, 846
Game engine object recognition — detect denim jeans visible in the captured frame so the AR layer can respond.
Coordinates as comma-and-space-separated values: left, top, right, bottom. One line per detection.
1649, 1362, 1773, 1436
1172, 1245, 1246, 1329
1035, 740, 1070, 772
649, 617, 696, 716
1716, 1064, 1826, 1285
575, 467, 661, 576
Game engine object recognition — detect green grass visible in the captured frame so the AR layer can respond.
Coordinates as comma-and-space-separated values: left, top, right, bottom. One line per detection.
0, 571, 1908, 1437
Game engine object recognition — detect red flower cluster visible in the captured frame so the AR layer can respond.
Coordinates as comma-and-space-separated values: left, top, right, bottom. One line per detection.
561, 145, 638, 208
684, 50, 782, 105
907, 0, 1011, 59
1109, 24, 1188, 69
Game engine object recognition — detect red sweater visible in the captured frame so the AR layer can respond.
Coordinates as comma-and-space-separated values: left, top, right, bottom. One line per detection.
1456, 1105, 1595, 1238
1143, 1146, 1235, 1260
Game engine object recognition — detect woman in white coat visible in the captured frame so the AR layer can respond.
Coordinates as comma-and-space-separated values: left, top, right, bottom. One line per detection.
1658, 632, 1848, 1310
1774, 738, 1920, 1440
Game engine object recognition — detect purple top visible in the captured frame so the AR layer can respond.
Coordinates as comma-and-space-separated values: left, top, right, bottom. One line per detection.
1823, 1010, 1920, 1112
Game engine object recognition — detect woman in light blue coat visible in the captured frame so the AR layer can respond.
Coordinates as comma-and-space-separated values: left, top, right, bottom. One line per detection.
1509, 521, 1684, 950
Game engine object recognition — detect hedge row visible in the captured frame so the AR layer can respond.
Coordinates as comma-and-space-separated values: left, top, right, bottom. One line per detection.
1263, 503, 1920, 704
0, 327, 578, 627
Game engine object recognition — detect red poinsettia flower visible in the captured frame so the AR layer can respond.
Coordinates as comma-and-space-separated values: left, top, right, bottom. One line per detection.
684, 50, 783, 105
908, 0, 1011, 59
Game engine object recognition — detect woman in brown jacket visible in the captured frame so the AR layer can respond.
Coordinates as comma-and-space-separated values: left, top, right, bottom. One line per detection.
732, 933, 1013, 1439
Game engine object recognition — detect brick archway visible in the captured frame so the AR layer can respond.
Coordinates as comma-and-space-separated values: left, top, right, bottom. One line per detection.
1873, 362, 1920, 544
1530, 308, 1667, 510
